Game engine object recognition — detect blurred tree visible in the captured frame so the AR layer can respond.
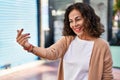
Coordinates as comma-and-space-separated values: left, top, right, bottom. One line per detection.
113, 0, 120, 45
113, 0, 120, 28
113, 0, 120, 15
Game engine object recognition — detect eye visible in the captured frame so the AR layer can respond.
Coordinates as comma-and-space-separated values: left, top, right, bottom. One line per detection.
69, 20, 73, 23
76, 17, 82, 21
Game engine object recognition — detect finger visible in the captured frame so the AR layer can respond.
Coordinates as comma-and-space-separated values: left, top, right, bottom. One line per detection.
18, 36, 30, 44
17, 28, 24, 39
17, 33, 30, 42
18, 36, 30, 46
20, 39, 29, 46
16, 33, 30, 42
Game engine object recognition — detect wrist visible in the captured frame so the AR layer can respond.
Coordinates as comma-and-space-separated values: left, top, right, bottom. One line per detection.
29, 44, 35, 53
23, 44, 34, 52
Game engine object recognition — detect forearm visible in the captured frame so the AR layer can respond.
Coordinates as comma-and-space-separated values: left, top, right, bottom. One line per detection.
31, 45, 63, 60
28, 36, 74, 60
32, 46, 47, 59
102, 46, 113, 80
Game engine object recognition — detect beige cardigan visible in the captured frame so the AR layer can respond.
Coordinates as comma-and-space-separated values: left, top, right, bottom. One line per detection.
33, 36, 113, 80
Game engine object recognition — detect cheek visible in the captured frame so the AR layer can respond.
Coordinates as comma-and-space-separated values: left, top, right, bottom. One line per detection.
69, 24, 72, 29
80, 21, 84, 25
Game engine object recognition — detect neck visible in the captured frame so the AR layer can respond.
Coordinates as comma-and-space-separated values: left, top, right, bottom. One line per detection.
78, 33, 96, 41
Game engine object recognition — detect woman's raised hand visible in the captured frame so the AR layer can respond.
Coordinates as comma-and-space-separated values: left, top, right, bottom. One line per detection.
16, 29, 31, 49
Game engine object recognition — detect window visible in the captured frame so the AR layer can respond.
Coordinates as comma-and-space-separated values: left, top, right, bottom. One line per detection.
0, 0, 39, 69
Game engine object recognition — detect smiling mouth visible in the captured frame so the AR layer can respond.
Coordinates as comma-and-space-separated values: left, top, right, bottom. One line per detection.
74, 27, 83, 33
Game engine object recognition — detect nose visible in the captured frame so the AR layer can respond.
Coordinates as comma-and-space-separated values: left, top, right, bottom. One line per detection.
72, 21, 78, 27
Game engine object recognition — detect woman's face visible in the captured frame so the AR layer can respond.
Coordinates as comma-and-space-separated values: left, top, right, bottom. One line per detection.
69, 9, 84, 36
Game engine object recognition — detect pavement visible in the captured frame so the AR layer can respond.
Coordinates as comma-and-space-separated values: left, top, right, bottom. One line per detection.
0, 60, 120, 80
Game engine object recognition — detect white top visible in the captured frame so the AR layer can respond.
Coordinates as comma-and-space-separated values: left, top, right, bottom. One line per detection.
63, 36, 94, 80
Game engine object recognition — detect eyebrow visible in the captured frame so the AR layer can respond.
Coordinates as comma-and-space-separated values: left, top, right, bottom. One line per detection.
75, 16, 81, 19
69, 16, 81, 20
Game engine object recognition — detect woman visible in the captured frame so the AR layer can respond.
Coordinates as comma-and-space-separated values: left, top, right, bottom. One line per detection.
16, 2, 113, 80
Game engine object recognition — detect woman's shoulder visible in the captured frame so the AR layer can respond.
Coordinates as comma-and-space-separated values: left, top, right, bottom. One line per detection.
95, 38, 110, 47
59, 35, 75, 45
61, 35, 75, 41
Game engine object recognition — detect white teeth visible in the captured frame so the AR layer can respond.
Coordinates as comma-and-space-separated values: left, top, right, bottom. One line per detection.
75, 27, 80, 30
75, 29, 79, 31
75, 29, 80, 32
74, 27, 82, 32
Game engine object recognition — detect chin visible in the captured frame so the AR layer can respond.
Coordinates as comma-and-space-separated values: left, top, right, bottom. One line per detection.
76, 32, 83, 36
74, 30, 83, 35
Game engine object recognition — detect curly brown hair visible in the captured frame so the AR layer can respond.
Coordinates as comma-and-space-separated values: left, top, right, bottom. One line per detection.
62, 2, 104, 38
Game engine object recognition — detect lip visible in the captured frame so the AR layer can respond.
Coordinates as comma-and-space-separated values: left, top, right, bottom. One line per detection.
74, 27, 83, 33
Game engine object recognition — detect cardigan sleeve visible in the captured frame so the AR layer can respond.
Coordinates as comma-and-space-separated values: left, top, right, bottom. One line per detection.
32, 36, 74, 60
102, 43, 113, 80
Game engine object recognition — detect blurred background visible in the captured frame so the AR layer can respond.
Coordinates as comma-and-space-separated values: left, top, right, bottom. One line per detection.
0, 0, 120, 80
